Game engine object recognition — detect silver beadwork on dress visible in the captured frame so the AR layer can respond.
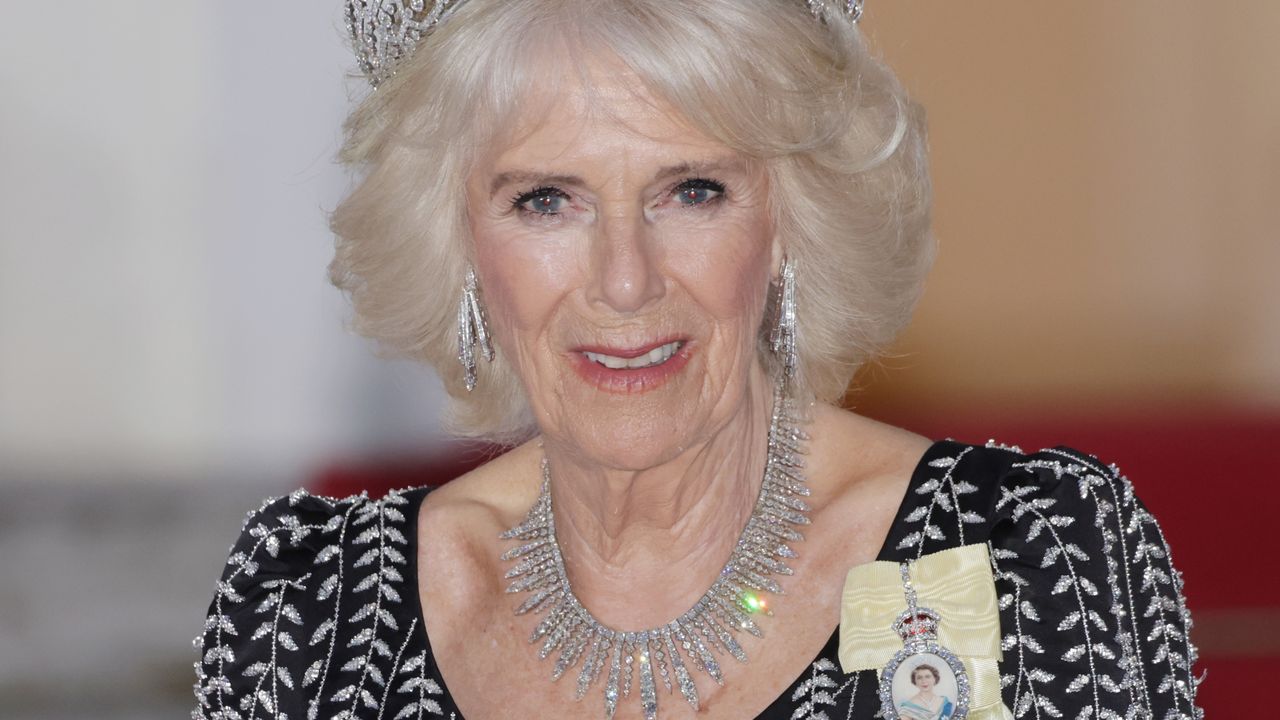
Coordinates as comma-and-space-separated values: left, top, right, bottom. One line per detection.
457, 265, 494, 392
193, 440, 1203, 719
346, 0, 867, 87
499, 386, 811, 720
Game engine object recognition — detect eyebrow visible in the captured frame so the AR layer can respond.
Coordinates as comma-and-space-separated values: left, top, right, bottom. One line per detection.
489, 172, 582, 199
487, 157, 748, 198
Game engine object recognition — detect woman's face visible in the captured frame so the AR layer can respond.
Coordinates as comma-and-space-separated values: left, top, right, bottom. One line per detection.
466, 58, 780, 470
912, 668, 937, 690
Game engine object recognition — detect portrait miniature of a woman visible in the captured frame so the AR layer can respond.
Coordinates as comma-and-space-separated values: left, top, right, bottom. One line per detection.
897, 664, 955, 720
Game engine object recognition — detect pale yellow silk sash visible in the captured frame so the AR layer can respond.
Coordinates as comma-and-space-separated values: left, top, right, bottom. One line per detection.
839, 544, 1013, 719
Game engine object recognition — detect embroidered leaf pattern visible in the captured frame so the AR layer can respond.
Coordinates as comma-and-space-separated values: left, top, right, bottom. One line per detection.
789, 657, 856, 720
193, 490, 454, 720
192, 443, 1200, 719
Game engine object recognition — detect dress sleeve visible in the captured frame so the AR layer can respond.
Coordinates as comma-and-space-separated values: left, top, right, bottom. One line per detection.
192, 490, 350, 720
987, 446, 1203, 720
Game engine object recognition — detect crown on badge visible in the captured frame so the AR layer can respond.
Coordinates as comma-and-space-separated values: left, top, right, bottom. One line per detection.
893, 607, 941, 642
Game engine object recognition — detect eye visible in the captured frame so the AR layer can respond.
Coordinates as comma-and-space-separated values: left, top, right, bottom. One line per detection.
512, 186, 570, 215
672, 178, 725, 207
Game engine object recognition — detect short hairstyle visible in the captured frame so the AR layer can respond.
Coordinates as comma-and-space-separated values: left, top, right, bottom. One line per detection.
329, 0, 933, 442
912, 664, 942, 685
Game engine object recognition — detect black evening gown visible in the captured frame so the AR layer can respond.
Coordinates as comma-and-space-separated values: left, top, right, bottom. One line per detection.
193, 441, 1201, 719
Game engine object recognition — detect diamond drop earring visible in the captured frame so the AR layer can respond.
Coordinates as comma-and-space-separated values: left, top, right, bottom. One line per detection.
770, 257, 799, 385
457, 265, 495, 392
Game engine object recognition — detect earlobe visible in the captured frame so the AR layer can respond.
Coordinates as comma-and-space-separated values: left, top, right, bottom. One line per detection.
770, 235, 785, 280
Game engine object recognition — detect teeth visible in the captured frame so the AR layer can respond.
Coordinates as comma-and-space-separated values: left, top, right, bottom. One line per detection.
584, 341, 681, 370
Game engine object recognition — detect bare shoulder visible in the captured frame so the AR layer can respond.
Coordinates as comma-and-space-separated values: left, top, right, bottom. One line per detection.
806, 402, 933, 500
416, 440, 544, 628
803, 403, 934, 567
418, 440, 544, 533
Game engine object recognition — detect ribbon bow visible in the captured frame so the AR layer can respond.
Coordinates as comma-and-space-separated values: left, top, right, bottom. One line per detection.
839, 544, 1013, 719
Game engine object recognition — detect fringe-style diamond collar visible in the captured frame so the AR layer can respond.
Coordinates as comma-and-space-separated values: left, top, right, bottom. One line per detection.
499, 391, 811, 720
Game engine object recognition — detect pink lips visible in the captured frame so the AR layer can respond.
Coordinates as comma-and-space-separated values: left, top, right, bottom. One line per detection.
569, 337, 692, 394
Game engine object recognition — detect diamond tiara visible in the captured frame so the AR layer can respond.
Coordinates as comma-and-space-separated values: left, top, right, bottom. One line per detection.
346, 0, 866, 88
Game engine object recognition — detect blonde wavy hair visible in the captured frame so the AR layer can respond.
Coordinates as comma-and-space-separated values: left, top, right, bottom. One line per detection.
329, 0, 933, 442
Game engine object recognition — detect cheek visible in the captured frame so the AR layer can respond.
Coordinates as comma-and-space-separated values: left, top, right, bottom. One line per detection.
471, 222, 583, 338
664, 219, 774, 322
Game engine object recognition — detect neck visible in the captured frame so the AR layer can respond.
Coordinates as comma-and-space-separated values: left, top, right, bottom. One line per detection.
542, 373, 777, 629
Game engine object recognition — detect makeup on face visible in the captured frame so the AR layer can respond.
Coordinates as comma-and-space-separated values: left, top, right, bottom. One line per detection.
464, 57, 779, 467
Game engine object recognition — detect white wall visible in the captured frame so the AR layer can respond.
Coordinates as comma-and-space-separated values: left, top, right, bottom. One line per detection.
0, 4, 449, 715
0, 1, 448, 487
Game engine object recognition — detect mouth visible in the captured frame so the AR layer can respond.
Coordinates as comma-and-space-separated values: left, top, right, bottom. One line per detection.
581, 340, 684, 370
569, 338, 691, 393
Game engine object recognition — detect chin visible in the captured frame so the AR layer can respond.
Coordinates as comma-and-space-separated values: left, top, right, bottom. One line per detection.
566, 414, 692, 472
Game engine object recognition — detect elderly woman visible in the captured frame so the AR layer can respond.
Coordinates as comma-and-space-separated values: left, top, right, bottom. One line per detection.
193, 2, 1200, 719
898, 664, 955, 720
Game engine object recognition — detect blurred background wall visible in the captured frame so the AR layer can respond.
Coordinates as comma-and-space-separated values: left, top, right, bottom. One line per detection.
0, 3, 447, 717
0, 1, 1275, 717
859, 2, 1280, 412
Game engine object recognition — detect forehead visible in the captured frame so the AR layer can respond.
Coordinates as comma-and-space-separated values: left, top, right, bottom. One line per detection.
478, 53, 741, 174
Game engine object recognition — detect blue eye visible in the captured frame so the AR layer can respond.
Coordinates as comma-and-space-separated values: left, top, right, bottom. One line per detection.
513, 187, 569, 215
674, 178, 725, 206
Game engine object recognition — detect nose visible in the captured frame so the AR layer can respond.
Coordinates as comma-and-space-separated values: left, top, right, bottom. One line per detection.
585, 207, 665, 314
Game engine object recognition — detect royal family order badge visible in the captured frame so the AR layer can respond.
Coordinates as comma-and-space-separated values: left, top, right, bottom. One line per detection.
878, 563, 970, 720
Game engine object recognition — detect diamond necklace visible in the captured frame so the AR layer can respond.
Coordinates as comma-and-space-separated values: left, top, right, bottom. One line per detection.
499, 387, 811, 720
